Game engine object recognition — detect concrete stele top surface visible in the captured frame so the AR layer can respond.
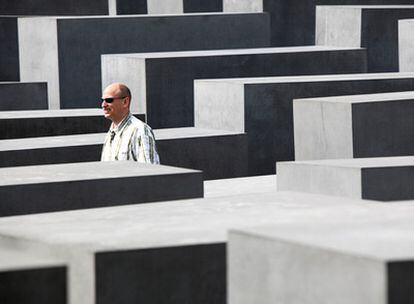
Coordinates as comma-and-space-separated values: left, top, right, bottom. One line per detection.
294, 90, 414, 104
1, 191, 414, 258
0, 247, 65, 272
281, 156, 414, 169
0, 161, 199, 186
104, 46, 363, 59
231, 219, 414, 261
0, 108, 102, 119
317, 5, 414, 9
0, 128, 243, 151
0, 81, 45, 85
194, 72, 414, 84
14, 12, 264, 20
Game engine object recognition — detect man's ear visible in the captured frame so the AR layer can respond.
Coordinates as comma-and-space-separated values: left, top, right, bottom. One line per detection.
124, 96, 130, 108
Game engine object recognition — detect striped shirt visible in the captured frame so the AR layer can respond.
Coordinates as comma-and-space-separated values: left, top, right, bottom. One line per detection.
101, 113, 160, 164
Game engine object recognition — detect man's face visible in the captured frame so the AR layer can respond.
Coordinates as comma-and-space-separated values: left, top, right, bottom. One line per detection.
101, 85, 128, 123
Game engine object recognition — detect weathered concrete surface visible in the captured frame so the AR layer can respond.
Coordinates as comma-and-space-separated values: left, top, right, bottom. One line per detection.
102, 46, 366, 128
195, 72, 414, 175
17, 13, 270, 109
0, 191, 414, 304
223, 0, 414, 46
0, 109, 144, 139
277, 156, 414, 201
294, 91, 414, 160
0, 0, 221, 15
316, 5, 414, 72
0, 82, 48, 110
0, 17, 19, 81
204, 175, 276, 198
0, 0, 110, 15
0, 161, 203, 216
399, 19, 414, 72
229, 219, 414, 304
0, 128, 248, 180
0, 248, 66, 304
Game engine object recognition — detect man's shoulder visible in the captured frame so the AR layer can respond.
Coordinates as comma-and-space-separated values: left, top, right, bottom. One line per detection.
129, 115, 154, 134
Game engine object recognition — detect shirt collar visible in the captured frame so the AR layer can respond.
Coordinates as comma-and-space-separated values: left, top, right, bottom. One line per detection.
110, 112, 132, 133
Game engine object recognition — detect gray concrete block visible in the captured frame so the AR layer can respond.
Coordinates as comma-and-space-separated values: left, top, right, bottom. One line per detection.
195, 73, 414, 175
277, 156, 414, 201
0, 0, 111, 15
0, 17, 19, 81
0, 109, 145, 139
0, 248, 66, 304
316, 5, 414, 72
0, 0, 221, 15
0, 161, 203, 216
0, 190, 403, 304
228, 220, 414, 304
399, 19, 414, 72
294, 91, 414, 160
2, 191, 414, 304
102, 46, 366, 128
0, 128, 248, 180
0, 82, 48, 110
224, 0, 414, 46
17, 13, 270, 109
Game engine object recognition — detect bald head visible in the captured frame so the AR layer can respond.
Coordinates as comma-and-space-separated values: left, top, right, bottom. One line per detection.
103, 83, 131, 104
101, 83, 132, 125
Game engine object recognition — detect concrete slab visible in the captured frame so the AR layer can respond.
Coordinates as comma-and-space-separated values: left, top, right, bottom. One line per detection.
0, 0, 111, 15
316, 5, 414, 72
0, 17, 19, 81
0, 191, 414, 304
0, 161, 203, 216
399, 19, 414, 72
0, 0, 221, 15
0, 82, 48, 110
0, 127, 248, 180
102, 46, 367, 128
16, 13, 270, 109
277, 156, 414, 201
195, 72, 414, 175
204, 175, 276, 198
229, 219, 414, 304
294, 91, 414, 160
0, 109, 144, 139
0, 248, 66, 304
223, 0, 414, 46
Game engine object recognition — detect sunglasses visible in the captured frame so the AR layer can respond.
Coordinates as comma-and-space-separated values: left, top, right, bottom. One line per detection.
101, 96, 126, 103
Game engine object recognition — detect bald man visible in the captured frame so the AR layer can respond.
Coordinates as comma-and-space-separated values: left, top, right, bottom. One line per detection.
101, 83, 160, 164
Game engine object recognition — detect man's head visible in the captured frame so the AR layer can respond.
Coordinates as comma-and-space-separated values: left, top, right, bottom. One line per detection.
101, 83, 131, 125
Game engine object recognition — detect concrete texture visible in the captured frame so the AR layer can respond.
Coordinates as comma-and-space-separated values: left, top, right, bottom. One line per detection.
224, 0, 414, 47
17, 13, 270, 109
0, 109, 144, 139
2, 192, 414, 304
0, 0, 109, 15
316, 6, 414, 72
0, 17, 19, 81
0, 82, 48, 110
0, 0, 221, 15
0, 248, 66, 304
277, 156, 414, 201
102, 46, 367, 128
294, 91, 414, 160
229, 219, 414, 304
0, 128, 248, 180
204, 175, 276, 198
399, 19, 414, 72
195, 73, 414, 175
0, 161, 203, 216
